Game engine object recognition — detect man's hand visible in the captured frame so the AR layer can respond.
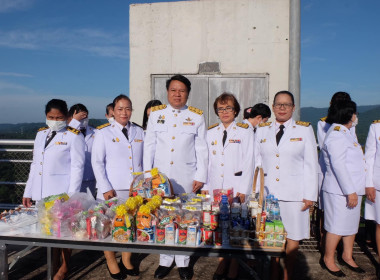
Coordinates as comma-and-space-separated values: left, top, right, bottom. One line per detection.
201, 190, 209, 195
301, 199, 313, 211
22, 197, 32, 208
73, 110, 88, 121
236, 192, 246, 203
103, 190, 116, 200
347, 192, 358, 208
192, 180, 204, 193
366, 187, 376, 203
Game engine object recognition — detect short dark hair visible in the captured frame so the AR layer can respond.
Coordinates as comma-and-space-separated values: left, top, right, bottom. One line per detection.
273, 90, 295, 105
243, 107, 252, 119
113, 94, 132, 108
326, 100, 357, 125
45, 99, 68, 116
106, 103, 113, 114
143, 99, 162, 130
330, 91, 351, 105
249, 103, 271, 119
166, 75, 191, 93
213, 92, 241, 117
69, 103, 88, 117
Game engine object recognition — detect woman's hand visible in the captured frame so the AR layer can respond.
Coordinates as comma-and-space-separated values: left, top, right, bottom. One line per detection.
22, 197, 32, 208
103, 190, 116, 200
73, 110, 88, 121
366, 187, 376, 203
347, 192, 358, 208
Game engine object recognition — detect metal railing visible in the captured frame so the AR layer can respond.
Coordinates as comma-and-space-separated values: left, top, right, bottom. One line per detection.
0, 139, 34, 209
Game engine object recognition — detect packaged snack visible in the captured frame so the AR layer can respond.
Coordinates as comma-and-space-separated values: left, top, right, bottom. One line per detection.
156, 227, 165, 244
186, 225, 201, 246
165, 223, 176, 245
112, 205, 135, 243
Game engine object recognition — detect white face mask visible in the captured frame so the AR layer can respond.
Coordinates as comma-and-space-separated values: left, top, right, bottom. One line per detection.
351, 116, 358, 127
107, 117, 115, 123
46, 119, 67, 131
80, 118, 89, 129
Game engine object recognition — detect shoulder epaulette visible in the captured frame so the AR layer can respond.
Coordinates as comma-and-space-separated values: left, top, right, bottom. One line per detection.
38, 126, 49, 132
259, 122, 272, 127
67, 126, 80, 135
334, 126, 341, 131
151, 104, 167, 112
188, 106, 203, 115
372, 120, 380, 124
132, 122, 143, 129
96, 123, 111, 130
320, 116, 327, 122
296, 121, 311, 127
208, 123, 219, 130
236, 122, 249, 129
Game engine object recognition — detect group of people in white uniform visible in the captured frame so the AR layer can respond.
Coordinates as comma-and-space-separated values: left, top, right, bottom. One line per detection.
21, 75, 380, 280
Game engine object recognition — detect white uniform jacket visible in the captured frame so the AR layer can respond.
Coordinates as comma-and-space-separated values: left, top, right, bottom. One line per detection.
322, 123, 366, 196
23, 126, 85, 201
365, 121, 380, 190
254, 119, 319, 202
317, 117, 357, 149
69, 119, 96, 181
204, 121, 255, 197
91, 121, 144, 195
143, 104, 208, 194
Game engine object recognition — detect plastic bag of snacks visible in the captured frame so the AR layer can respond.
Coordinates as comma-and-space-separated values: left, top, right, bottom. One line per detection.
38, 193, 70, 236
130, 168, 173, 198
112, 204, 135, 243
136, 195, 162, 242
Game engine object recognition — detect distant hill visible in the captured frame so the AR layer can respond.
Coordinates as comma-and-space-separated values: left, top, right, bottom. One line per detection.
0, 119, 106, 140
301, 105, 380, 145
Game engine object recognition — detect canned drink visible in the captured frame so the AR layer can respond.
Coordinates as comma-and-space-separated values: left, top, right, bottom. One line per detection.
178, 228, 187, 245
203, 211, 211, 226
214, 229, 222, 246
156, 227, 165, 244
210, 213, 218, 230
203, 228, 213, 245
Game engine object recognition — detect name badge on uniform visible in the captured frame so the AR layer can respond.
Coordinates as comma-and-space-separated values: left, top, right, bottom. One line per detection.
55, 142, 67, 145
229, 139, 241, 144
183, 122, 195, 126
260, 139, 266, 143
213, 150, 216, 155
134, 139, 143, 143
290, 138, 302, 142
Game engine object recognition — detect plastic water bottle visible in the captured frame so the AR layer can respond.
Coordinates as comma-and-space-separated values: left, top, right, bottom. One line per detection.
266, 195, 274, 221
219, 195, 230, 245
272, 198, 281, 221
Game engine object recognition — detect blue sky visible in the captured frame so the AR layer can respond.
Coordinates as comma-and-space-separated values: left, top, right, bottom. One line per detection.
0, 0, 379, 123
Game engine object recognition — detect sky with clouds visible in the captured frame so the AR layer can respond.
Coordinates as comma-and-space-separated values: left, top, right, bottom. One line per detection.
0, 0, 379, 123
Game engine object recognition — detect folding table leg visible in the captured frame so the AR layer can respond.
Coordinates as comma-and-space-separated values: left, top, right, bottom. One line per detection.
0, 242, 8, 280
47, 247, 52, 280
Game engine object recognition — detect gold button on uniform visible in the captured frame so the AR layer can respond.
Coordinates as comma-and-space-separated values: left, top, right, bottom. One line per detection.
170, 161, 173, 165
40, 162, 43, 165
221, 163, 224, 166
276, 178, 279, 181
173, 124, 177, 127
128, 146, 131, 149
129, 167, 132, 170
276, 166, 279, 169
39, 172, 42, 175
276, 154, 279, 157
129, 156, 132, 159
221, 174, 224, 177
172, 136, 175, 140
174, 114, 178, 117
171, 149, 174, 152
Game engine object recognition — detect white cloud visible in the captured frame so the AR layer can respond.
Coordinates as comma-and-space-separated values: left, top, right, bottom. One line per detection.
0, 0, 34, 13
0, 80, 36, 94
0, 72, 33, 78
0, 28, 129, 59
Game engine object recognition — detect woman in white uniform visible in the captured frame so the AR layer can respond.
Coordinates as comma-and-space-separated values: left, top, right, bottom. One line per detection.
203, 93, 255, 280
321, 100, 365, 277
254, 91, 318, 280
23, 99, 85, 280
364, 119, 380, 276
92, 95, 144, 280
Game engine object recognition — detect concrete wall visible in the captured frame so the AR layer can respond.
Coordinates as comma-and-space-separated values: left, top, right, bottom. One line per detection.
129, 0, 290, 123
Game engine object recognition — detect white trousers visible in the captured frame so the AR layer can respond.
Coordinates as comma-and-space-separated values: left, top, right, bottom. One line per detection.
159, 254, 189, 268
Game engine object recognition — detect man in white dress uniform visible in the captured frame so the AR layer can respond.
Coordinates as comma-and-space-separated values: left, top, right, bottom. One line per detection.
144, 75, 208, 280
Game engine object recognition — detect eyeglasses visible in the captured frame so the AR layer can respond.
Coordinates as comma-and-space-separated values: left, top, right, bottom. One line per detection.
217, 107, 234, 113
273, 103, 294, 109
